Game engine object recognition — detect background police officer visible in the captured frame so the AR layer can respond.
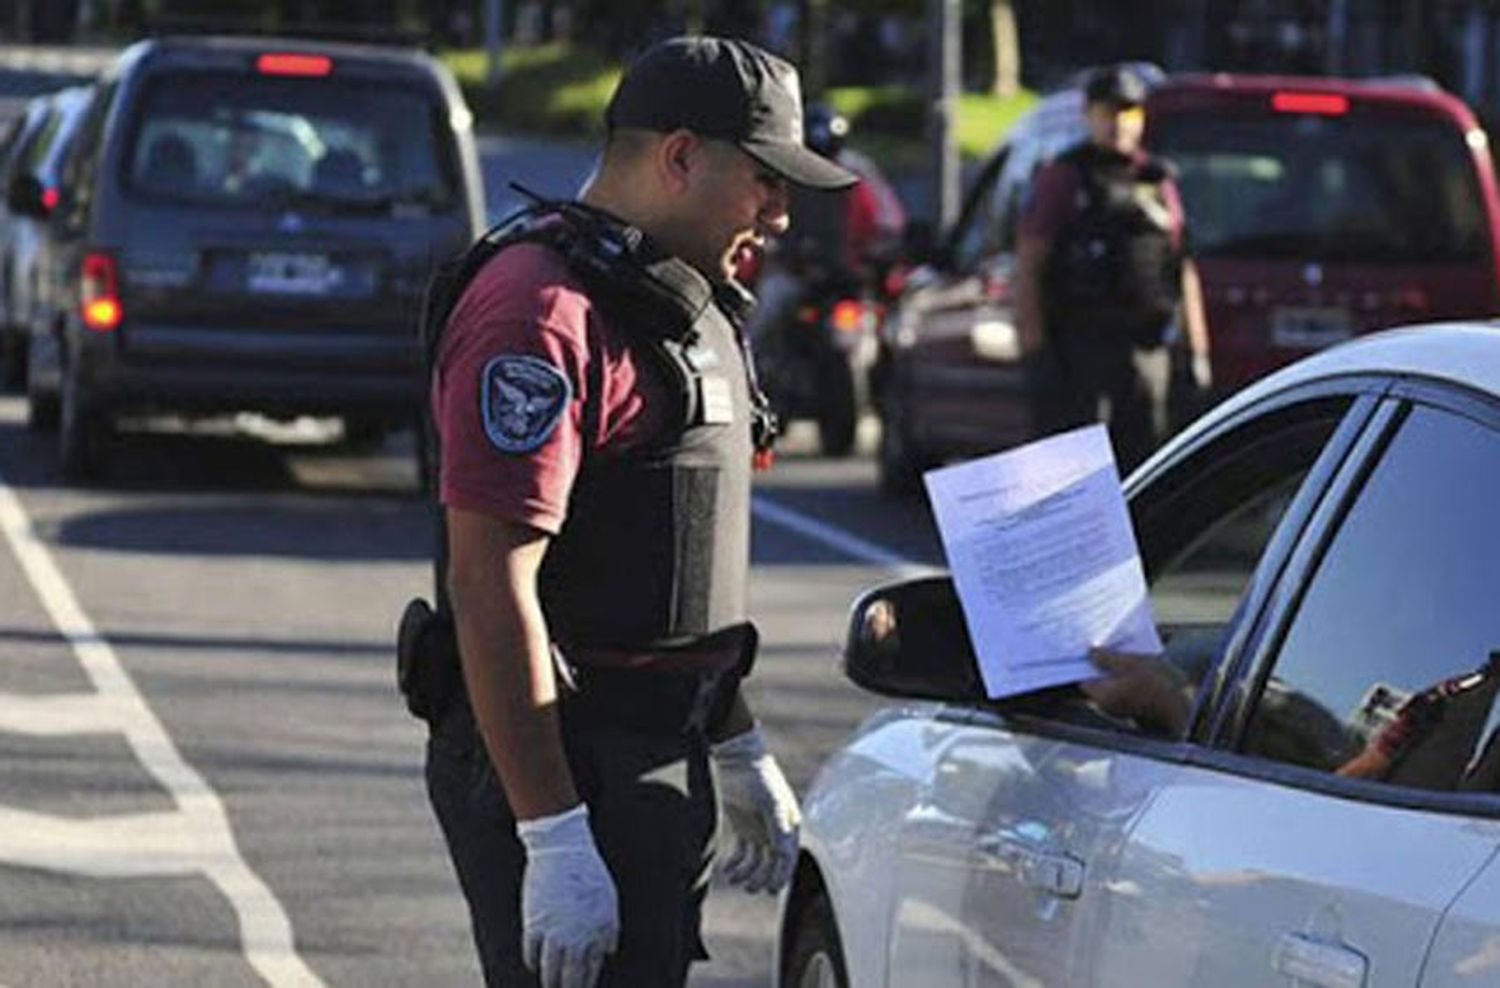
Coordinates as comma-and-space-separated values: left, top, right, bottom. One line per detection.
421, 36, 856, 988
1014, 63, 1212, 471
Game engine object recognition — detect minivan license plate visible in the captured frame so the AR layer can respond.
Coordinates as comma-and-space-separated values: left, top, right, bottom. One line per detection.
1272, 306, 1352, 348
246, 252, 340, 296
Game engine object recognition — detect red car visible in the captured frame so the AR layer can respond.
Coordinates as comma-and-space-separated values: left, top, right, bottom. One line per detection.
875, 72, 1500, 493
1148, 73, 1500, 391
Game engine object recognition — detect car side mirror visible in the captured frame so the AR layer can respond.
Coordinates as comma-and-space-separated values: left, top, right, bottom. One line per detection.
7, 173, 49, 218
843, 574, 986, 701
7, 173, 54, 220
902, 220, 951, 270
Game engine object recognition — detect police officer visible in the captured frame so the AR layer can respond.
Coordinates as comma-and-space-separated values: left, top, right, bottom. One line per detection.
1015, 63, 1211, 471
418, 36, 857, 988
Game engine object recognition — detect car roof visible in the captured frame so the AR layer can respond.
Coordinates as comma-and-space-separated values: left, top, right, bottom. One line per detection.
1137, 324, 1500, 483
1198, 322, 1499, 432
1150, 72, 1478, 126
113, 34, 443, 82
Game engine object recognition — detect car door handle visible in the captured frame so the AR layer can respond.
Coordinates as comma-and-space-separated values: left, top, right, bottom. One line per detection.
1272, 933, 1367, 988
974, 835, 1085, 899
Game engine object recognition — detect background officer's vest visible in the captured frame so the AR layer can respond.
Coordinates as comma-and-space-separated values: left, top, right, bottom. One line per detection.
1043, 142, 1182, 346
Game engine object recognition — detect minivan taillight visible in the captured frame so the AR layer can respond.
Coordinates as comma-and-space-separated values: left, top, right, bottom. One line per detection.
80, 251, 121, 332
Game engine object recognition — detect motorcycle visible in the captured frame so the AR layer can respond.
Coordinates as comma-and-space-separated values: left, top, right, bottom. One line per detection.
747, 248, 885, 457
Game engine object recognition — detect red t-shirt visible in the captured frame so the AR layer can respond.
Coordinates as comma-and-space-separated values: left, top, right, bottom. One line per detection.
433, 241, 669, 534
1019, 151, 1186, 249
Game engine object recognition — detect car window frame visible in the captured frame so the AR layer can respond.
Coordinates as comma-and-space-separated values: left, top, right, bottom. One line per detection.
962, 375, 1389, 759
1201, 375, 1500, 819
58, 80, 115, 227
940, 144, 1010, 271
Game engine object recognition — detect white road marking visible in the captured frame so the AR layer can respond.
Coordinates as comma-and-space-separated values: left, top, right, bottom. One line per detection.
751, 495, 934, 577
0, 476, 323, 986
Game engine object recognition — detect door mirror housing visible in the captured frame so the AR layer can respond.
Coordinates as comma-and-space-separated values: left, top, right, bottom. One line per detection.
7, 173, 48, 218
844, 574, 985, 701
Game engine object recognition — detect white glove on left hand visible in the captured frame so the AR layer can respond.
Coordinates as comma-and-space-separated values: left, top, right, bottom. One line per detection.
1191, 350, 1213, 392
711, 723, 801, 894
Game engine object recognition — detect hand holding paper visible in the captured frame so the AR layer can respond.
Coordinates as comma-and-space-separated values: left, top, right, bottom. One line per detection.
924, 425, 1161, 698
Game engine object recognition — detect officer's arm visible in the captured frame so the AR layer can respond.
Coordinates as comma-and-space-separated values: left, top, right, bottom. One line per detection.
446, 506, 579, 819
1179, 258, 1210, 360
1014, 233, 1049, 356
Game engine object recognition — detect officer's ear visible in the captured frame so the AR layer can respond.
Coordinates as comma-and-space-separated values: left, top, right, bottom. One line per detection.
656, 129, 701, 196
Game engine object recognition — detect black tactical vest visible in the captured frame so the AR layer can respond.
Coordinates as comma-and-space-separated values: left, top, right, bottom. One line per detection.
423, 201, 770, 653
1043, 142, 1183, 347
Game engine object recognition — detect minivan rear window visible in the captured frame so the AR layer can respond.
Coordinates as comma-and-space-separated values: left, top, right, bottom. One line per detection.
1152, 112, 1489, 264
123, 70, 457, 214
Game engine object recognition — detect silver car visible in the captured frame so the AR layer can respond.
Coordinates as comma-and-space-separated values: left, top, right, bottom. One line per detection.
780, 323, 1500, 988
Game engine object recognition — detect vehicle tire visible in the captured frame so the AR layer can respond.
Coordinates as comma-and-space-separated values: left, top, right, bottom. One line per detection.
0, 331, 25, 392
25, 334, 58, 432
340, 416, 390, 449
877, 397, 930, 498
783, 892, 849, 988
58, 359, 110, 482
815, 355, 858, 457
414, 415, 435, 495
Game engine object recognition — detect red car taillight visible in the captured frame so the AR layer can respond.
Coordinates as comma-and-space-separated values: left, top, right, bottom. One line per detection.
80, 251, 121, 332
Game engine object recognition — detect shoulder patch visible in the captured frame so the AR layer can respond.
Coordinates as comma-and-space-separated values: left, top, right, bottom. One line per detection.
480, 355, 573, 453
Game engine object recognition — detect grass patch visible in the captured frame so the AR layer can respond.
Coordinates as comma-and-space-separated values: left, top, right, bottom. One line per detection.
827, 84, 1037, 161
441, 44, 621, 140
442, 44, 1036, 160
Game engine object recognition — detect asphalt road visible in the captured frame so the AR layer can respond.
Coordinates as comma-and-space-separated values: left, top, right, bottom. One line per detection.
0, 394, 945, 987
0, 104, 948, 986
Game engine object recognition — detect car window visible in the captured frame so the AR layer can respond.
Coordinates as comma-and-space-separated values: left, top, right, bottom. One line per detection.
1140, 402, 1349, 704
1007, 395, 1356, 738
1242, 405, 1500, 794
37, 94, 92, 182
122, 70, 457, 213
950, 150, 1008, 271
0, 115, 26, 176
18, 105, 60, 177
1152, 111, 1487, 264
60, 82, 112, 220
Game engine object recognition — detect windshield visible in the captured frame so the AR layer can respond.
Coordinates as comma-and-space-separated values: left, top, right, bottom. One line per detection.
124, 70, 458, 214
1151, 111, 1489, 264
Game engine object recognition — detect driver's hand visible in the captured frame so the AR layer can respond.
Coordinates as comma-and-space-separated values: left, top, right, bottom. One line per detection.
1081, 648, 1192, 736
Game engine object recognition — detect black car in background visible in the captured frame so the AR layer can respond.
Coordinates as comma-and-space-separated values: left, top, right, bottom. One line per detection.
0, 84, 95, 392
8, 35, 485, 479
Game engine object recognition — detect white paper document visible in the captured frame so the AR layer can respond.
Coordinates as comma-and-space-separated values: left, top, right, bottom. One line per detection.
924, 425, 1162, 698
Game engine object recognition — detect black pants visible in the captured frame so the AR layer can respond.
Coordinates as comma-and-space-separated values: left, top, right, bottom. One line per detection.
1031, 335, 1171, 474
426, 698, 716, 987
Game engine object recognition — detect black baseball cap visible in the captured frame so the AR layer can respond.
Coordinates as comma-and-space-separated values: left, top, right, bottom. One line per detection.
606, 36, 858, 191
1083, 64, 1149, 108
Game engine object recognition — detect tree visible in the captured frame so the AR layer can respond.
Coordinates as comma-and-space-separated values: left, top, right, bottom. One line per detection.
990, 0, 1019, 96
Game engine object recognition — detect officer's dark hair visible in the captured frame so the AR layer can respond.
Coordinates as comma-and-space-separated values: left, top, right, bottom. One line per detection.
601, 126, 660, 166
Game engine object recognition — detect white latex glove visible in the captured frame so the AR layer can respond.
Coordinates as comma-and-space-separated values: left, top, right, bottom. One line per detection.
1191, 350, 1213, 392
516, 804, 619, 988
711, 723, 801, 894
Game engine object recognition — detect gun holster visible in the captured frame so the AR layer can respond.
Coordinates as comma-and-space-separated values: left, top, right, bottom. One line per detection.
396, 597, 461, 723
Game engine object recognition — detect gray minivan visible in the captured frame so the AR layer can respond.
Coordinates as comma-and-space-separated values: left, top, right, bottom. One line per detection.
9, 35, 485, 479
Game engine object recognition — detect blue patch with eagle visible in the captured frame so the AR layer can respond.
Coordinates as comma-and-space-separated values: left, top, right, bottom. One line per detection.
480, 355, 572, 453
